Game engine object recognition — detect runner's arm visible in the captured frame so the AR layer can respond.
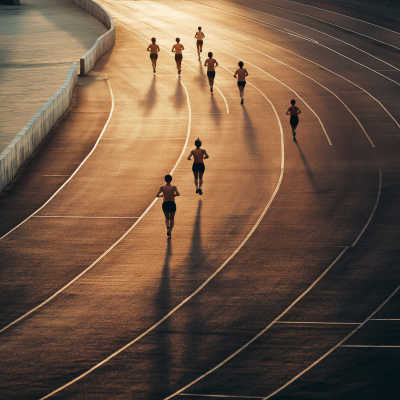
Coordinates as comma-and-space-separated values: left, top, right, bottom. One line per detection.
204, 59, 208, 67
157, 45, 160, 53
214, 59, 218, 67
172, 45, 176, 53
233, 69, 238, 78
147, 45, 151, 52
245, 69, 249, 77
203, 150, 209, 159
156, 187, 164, 197
174, 186, 180, 196
187, 150, 193, 160
286, 108, 291, 115
297, 107, 301, 114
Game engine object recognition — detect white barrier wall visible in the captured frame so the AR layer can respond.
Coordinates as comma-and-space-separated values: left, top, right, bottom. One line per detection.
0, 63, 78, 193
0, 0, 115, 193
67, 0, 115, 75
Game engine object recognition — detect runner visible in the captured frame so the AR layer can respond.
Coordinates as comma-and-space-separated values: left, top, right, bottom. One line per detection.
195, 26, 205, 61
147, 37, 160, 73
187, 138, 209, 195
233, 61, 248, 105
172, 37, 184, 75
286, 99, 301, 139
156, 174, 180, 236
204, 52, 218, 92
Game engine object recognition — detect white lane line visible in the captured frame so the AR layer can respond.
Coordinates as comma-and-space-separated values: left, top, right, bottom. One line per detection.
31, 216, 139, 219
276, 321, 361, 325
184, 0, 400, 75
40, 58, 284, 400
164, 171, 382, 399
121, 3, 332, 145
173, 0, 400, 131
371, 319, 400, 321
0, 77, 191, 336
282, 0, 400, 36
43, 175, 71, 177
263, 284, 400, 399
351, 170, 382, 246
214, 85, 230, 114
180, 395, 264, 398
340, 345, 400, 348
0, 81, 115, 241
148, 2, 381, 146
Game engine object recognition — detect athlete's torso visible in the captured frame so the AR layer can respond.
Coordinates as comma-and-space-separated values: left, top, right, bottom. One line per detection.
289, 106, 299, 116
149, 44, 159, 53
192, 148, 204, 163
206, 58, 217, 71
195, 31, 204, 39
236, 68, 247, 81
162, 184, 176, 202
173, 44, 184, 54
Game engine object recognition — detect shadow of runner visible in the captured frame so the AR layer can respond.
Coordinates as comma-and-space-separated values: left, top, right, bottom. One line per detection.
170, 77, 184, 109
242, 106, 259, 158
148, 238, 173, 399
294, 140, 323, 193
140, 75, 157, 116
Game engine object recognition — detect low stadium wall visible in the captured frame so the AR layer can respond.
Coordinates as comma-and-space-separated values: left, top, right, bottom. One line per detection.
0, 63, 78, 193
67, 0, 115, 75
0, 0, 115, 193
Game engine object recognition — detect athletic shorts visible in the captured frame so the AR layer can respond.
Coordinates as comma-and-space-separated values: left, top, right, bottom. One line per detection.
150, 53, 158, 59
207, 71, 215, 78
197, 40, 203, 45
162, 201, 176, 212
192, 163, 205, 173
175, 54, 183, 61
290, 115, 299, 126
237, 81, 246, 87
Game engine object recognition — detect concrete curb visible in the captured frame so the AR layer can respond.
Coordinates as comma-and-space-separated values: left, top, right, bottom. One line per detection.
0, 0, 115, 193
0, 63, 78, 193
67, 0, 115, 75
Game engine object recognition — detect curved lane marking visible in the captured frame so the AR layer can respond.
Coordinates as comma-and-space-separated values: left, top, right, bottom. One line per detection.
40, 70, 285, 400
165, 171, 382, 399
0, 81, 115, 240
183, 0, 400, 76
282, 0, 400, 35
115, 2, 332, 145
0, 70, 191, 334
263, 283, 400, 399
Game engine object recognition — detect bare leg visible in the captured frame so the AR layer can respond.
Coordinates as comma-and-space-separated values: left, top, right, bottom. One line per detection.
199, 171, 204, 188
163, 211, 170, 228
177, 60, 182, 71
169, 212, 176, 231
197, 44, 201, 59
239, 86, 244, 98
193, 171, 199, 189
208, 76, 213, 87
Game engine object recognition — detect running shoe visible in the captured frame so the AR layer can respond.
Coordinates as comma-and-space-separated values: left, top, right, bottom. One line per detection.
198, 188, 203, 195
199, 57, 201, 61
196, 188, 199, 193
200, 49, 202, 52
178, 70, 181, 75
241, 99, 244, 105
153, 68, 156, 73
210, 87, 213, 92
167, 229, 171, 236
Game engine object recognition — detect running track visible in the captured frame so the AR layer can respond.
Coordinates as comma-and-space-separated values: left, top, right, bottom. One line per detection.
1, 0, 400, 398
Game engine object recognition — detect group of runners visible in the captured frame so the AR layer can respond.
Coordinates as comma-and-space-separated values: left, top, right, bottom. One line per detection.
147, 27, 250, 104
150, 27, 301, 236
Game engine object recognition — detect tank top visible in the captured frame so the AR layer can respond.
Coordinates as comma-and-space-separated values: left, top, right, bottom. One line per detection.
192, 148, 204, 163
162, 184, 175, 202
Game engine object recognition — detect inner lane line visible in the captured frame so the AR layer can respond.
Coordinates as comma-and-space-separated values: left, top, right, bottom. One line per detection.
276, 321, 361, 325
31, 216, 139, 219
340, 345, 400, 348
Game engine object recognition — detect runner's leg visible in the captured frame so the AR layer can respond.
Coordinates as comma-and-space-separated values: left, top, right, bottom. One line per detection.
193, 170, 199, 189
163, 210, 170, 228
169, 212, 176, 231
199, 171, 204, 188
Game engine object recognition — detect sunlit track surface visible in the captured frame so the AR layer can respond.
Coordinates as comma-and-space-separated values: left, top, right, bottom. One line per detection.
1, 0, 400, 399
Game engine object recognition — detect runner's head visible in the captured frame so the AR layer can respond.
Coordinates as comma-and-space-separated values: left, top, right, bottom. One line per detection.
208, 52, 213, 58
195, 138, 202, 148
165, 174, 172, 183
176, 37, 180, 43
198, 26, 202, 31
291, 99, 296, 105
238, 61, 244, 68
151, 37, 156, 44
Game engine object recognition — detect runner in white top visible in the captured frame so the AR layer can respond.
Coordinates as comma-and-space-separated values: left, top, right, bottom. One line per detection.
195, 26, 205, 61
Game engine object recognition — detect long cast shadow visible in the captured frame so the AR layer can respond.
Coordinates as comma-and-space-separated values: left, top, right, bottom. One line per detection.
170, 77, 184, 109
294, 140, 323, 193
140, 75, 157, 116
242, 106, 259, 158
148, 238, 172, 398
